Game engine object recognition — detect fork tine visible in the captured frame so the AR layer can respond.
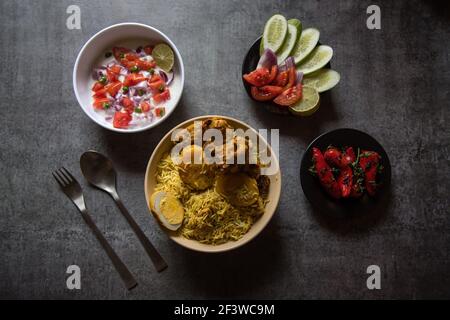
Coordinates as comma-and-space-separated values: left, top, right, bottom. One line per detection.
61, 167, 75, 183
59, 167, 73, 183
55, 169, 69, 185
52, 171, 65, 188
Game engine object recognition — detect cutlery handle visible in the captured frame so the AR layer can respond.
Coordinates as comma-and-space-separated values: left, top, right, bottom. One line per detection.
80, 210, 138, 290
112, 194, 168, 272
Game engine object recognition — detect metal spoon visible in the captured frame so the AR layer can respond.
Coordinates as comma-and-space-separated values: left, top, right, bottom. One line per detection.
80, 150, 168, 272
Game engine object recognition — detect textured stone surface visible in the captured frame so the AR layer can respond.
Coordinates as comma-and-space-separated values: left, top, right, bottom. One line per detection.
0, 0, 449, 299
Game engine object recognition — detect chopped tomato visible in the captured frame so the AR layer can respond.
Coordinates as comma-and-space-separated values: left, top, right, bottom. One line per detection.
106, 69, 118, 82
153, 89, 170, 104
113, 111, 132, 129
267, 65, 278, 84
93, 87, 107, 98
155, 107, 165, 117
149, 80, 165, 93
140, 101, 151, 113
121, 97, 135, 113
136, 59, 156, 71
92, 82, 104, 92
112, 47, 131, 61
124, 52, 140, 61
93, 98, 111, 110
149, 74, 163, 83
274, 83, 303, 106
243, 68, 271, 87
120, 59, 138, 70
272, 69, 289, 87
105, 82, 122, 97
250, 85, 283, 101
108, 65, 122, 74
123, 74, 147, 87
143, 45, 153, 55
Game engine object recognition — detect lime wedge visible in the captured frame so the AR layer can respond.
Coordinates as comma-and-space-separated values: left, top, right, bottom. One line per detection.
303, 69, 340, 93
152, 44, 174, 72
296, 45, 333, 75
289, 86, 320, 117
262, 14, 288, 53
291, 28, 320, 65
276, 22, 301, 64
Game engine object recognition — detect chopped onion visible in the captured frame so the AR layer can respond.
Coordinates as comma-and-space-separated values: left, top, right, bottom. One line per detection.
257, 49, 277, 69
131, 80, 148, 90
92, 67, 106, 80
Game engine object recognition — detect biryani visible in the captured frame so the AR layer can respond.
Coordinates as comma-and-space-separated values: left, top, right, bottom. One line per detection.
150, 118, 270, 245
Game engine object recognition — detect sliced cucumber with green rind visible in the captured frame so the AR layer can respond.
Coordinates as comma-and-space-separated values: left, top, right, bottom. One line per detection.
262, 14, 288, 53
276, 24, 299, 64
296, 45, 333, 75
303, 69, 340, 93
291, 28, 320, 65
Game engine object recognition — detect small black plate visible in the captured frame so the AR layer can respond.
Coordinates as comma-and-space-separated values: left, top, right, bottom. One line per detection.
300, 128, 392, 217
242, 36, 330, 115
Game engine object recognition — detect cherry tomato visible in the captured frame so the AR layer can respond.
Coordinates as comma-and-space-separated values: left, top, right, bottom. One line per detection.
153, 89, 170, 104
112, 47, 131, 61
143, 45, 153, 55
113, 111, 132, 129
93, 98, 111, 110
250, 85, 283, 101
273, 83, 303, 106
140, 101, 151, 113
243, 68, 271, 87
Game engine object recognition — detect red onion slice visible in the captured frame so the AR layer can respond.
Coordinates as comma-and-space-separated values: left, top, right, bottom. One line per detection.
257, 49, 277, 69
296, 71, 304, 84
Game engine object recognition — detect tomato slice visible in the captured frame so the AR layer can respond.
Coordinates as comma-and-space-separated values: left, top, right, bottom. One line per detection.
267, 65, 278, 84
143, 45, 153, 55
250, 85, 283, 101
282, 67, 296, 90
136, 59, 156, 71
113, 111, 132, 129
112, 47, 131, 61
272, 69, 289, 87
243, 68, 271, 87
273, 83, 303, 106
153, 89, 170, 104
140, 101, 151, 112
92, 82, 104, 92
93, 98, 110, 110
105, 82, 122, 97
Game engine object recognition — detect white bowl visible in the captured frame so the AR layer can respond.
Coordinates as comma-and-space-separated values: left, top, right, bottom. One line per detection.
144, 115, 282, 253
73, 23, 185, 133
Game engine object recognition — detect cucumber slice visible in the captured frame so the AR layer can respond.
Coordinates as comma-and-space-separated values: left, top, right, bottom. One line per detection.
276, 24, 299, 64
259, 38, 265, 56
296, 45, 333, 75
303, 69, 340, 93
289, 86, 320, 117
291, 28, 320, 65
260, 19, 302, 57
262, 14, 288, 53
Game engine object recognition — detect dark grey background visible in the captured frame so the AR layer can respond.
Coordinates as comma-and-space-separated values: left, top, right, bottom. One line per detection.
1, 0, 449, 299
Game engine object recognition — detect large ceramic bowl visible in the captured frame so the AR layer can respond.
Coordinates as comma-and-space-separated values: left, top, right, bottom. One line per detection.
144, 115, 282, 253
73, 23, 184, 133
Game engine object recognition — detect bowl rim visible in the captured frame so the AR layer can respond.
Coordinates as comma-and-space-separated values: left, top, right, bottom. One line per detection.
72, 22, 185, 133
144, 115, 282, 253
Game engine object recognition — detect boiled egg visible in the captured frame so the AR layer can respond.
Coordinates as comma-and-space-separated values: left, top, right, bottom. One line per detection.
150, 191, 184, 231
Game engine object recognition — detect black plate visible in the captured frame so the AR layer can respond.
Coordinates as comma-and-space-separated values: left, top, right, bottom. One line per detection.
242, 36, 330, 115
300, 128, 392, 217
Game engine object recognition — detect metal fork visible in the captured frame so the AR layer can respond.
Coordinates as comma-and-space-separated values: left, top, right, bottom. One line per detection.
53, 167, 137, 290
